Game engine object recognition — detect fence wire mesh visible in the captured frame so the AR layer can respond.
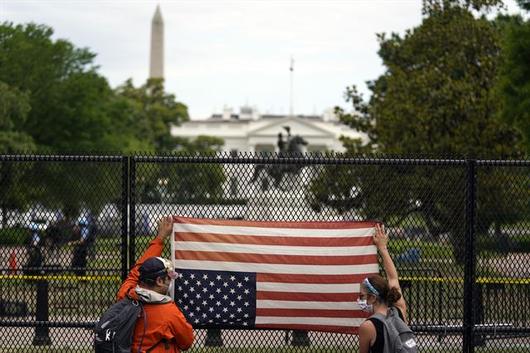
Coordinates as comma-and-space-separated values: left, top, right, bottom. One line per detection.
0, 154, 528, 353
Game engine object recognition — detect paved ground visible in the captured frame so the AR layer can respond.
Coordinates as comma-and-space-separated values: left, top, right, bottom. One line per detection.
1, 326, 529, 352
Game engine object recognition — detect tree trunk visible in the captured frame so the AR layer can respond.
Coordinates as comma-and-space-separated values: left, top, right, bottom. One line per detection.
449, 226, 466, 266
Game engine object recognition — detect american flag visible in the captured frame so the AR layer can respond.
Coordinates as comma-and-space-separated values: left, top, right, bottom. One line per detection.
171, 217, 379, 333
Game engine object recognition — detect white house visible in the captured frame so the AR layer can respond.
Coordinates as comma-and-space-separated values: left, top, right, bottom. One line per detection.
170, 106, 366, 201
170, 106, 365, 154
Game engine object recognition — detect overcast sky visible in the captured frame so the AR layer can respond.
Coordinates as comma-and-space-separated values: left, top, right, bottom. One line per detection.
1, 0, 523, 119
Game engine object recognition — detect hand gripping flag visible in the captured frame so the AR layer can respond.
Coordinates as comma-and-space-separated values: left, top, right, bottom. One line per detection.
171, 217, 379, 333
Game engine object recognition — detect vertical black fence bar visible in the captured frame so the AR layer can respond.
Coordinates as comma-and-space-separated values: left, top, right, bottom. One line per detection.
463, 159, 477, 353
129, 157, 137, 267
32, 280, 51, 345
121, 156, 130, 280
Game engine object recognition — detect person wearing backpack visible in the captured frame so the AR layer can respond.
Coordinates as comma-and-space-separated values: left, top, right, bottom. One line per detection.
116, 216, 194, 353
357, 223, 417, 353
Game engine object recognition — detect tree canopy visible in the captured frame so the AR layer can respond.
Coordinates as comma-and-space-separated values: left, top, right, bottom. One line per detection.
0, 22, 116, 153
310, 0, 528, 264
0, 22, 195, 154
496, 5, 530, 154
112, 78, 189, 153
0, 22, 226, 216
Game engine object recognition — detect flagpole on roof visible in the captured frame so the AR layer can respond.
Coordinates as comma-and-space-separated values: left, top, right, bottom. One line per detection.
289, 56, 294, 118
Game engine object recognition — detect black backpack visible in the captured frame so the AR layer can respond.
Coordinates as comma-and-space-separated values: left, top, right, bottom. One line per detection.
94, 297, 144, 353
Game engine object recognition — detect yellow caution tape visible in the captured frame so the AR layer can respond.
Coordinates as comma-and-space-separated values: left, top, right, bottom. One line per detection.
0, 274, 121, 282
0, 274, 527, 285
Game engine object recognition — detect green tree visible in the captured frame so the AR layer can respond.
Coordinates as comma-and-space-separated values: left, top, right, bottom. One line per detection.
0, 22, 117, 152
0, 81, 35, 152
0, 22, 226, 215
342, 0, 519, 157
496, 7, 530, 154
170, 136, 226, 203
310, 0, 526, 264
113, 79, 227, 204
0, 22, 122, 214
0, 82, 37, 226
113, 78, 189, 153
137, 135, 227, 204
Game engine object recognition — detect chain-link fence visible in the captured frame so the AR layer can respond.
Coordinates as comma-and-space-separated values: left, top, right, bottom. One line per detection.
0, 154, 528, 353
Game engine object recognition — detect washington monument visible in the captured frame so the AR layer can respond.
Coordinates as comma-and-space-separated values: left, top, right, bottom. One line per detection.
150, 5, 164, 79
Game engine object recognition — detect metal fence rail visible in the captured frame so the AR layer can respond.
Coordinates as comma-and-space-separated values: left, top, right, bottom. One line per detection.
0, 153, 528, 353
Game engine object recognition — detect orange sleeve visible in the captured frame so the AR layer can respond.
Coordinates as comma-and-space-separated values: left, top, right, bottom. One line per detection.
167, 307, 195, 351
116, 237, 165, 300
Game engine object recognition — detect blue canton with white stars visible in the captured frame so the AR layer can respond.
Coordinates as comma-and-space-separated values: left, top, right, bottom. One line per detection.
174, 269, 256, 328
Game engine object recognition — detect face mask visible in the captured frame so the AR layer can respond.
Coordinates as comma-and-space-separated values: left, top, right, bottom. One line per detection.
357, 299, 373, 313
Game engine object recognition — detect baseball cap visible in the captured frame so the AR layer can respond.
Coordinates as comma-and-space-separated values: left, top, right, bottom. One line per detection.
139, 257, 177, 283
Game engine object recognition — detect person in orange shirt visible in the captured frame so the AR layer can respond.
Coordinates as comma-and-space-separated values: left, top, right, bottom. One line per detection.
117, 216, 194, 353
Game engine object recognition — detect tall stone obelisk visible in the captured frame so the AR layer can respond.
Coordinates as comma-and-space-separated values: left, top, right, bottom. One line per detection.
149, 5, 164, 79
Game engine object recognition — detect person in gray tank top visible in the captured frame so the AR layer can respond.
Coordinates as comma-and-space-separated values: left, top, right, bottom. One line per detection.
357, 224, 409, 353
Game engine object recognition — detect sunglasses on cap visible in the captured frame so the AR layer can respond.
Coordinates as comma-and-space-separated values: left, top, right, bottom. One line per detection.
159, 257, 177, 279
142, 257, 177, 281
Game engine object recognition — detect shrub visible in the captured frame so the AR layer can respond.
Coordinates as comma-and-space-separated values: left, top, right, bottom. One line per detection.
477, 234, 530, 254
0, 227, 29, 246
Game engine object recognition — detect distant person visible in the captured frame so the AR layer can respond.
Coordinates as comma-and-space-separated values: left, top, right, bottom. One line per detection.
277, 132, 286, 155
138, 211, 150, 236
24, 221, 43, 275
84, 210, 98, 261
46, 207, 78, 267
116, 216, 194, 352
358, 224, 411, 353
70, 216, 90, 276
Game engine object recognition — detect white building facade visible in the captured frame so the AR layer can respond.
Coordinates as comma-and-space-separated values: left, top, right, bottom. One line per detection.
170, 107, 365, 154
170, 107, 366, 201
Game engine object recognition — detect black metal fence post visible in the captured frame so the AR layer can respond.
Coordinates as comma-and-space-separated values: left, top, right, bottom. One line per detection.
121, 156, 130, 280
129, 157, 137, 266
204, 328, 224, 346
291, 330, 311, 346
33, 276, 51, 346
463, 159, 477, 353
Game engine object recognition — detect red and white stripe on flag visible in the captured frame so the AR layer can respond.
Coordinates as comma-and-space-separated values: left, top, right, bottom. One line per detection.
171, 217, 379, 333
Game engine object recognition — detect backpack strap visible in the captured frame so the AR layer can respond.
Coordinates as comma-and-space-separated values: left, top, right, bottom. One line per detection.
370, 307, 400, 321
369, 312, 387, 323
128, 298, 168, 353
137, 304, 147, 353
